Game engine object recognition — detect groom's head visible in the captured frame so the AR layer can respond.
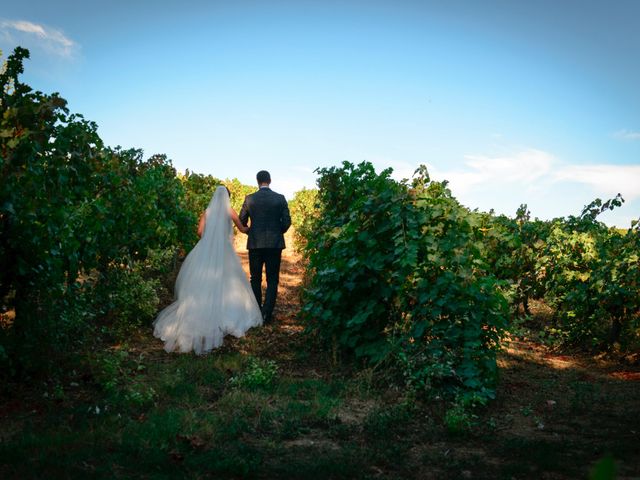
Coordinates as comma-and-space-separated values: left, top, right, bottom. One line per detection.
257, 170, 271, 186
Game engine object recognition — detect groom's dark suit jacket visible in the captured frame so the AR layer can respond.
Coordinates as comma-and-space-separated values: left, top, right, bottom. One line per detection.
239, 187, 291, 249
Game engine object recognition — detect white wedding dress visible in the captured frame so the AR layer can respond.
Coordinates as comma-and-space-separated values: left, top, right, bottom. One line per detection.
153, 186, 263, 354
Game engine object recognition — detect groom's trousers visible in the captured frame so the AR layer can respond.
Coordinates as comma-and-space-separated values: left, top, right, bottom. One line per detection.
248, 248, 282, 320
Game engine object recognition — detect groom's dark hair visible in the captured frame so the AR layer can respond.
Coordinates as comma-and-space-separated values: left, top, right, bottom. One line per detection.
257, 170, 271, 184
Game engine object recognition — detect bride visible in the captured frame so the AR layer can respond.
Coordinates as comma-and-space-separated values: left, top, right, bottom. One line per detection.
153, 186, 263, 354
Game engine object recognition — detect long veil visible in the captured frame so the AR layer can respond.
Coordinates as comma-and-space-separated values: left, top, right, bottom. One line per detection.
153, 186, 262, 354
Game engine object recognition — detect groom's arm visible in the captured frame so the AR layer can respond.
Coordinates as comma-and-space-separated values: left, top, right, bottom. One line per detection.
239, 196, 250, 227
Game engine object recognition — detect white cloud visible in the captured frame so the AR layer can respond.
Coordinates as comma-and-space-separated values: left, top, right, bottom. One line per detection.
422, 148, 639, 226
433, 149, 555, 194
613, 129, 640, 141
0, 19, 77, 58
554, 164, 640, 201
429, 148, 640, 201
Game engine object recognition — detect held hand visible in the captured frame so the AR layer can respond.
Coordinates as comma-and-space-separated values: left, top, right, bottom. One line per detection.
230, 207, 249, 234
198, 212, 206, 237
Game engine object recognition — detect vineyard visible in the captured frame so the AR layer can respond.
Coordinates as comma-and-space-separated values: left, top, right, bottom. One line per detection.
292, 162, 639, 403
2, 47, 640, 478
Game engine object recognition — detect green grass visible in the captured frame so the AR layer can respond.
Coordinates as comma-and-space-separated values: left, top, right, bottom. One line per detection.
1, 346, 361, 479
1, 331, 639, 479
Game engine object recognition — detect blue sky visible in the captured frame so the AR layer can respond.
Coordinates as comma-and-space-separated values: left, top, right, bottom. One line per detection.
2, 0, 639, 227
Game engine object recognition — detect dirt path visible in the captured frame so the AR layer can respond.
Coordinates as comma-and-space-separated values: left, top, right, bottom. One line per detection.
233, 228, 304, 332
228, 230, 312, 365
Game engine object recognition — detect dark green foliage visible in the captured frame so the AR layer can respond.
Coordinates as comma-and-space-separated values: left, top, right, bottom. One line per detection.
0, 47, 262, 378
0, 48, 193, 376
589, 454, 617, 480
476, 205, 550, 316
301, 161, 508, 402
538, 197, 640, 350
475, 193, 639, 352
302, 161, 407, 360
94, 263, 160, 336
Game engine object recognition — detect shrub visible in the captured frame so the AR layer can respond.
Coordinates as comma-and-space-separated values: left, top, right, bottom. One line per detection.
540, 199, 640, 351
288, 188, 319, 252
301, 161, 508, 403
0, 48, 193, 376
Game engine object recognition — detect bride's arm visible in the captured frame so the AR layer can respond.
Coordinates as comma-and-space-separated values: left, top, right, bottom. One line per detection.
197, 212, 206, 237
230, 208, 249, 233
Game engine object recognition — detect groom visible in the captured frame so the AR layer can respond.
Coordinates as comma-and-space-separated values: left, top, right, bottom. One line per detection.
239, 170, 291, 324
